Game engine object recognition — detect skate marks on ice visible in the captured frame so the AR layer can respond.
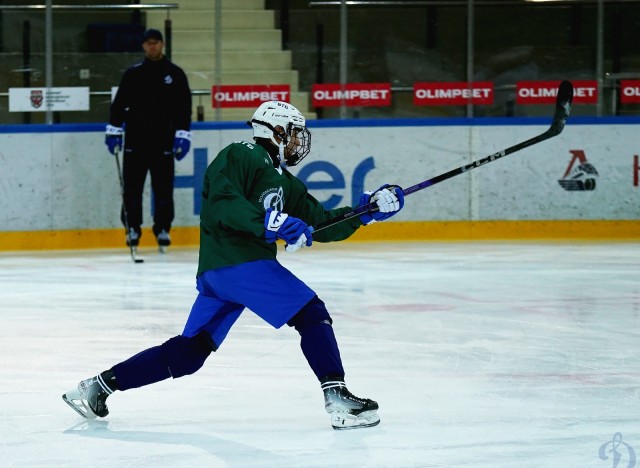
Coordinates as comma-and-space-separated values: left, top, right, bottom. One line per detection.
1, 242, 640, 467
63, 420, 291, 467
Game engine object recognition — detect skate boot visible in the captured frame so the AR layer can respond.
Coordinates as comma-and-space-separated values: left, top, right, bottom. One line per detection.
156, 230, 171, 253
62, 370, 116, 419
126, 228, 140, 248
321, 377, 380, 430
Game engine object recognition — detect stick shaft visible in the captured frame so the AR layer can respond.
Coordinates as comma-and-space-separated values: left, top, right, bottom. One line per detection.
312, 130, 553, 233
312, 81, 573, 233
404, 128, 554, 196
115, 143, 143, 263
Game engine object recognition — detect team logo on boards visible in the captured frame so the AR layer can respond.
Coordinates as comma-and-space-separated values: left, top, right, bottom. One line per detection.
599, 432, 636, 468
558, 149, 598, 191
30, 90, 43, 109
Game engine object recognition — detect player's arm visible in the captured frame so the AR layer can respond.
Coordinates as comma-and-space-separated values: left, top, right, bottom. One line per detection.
174, 68, 192, 131
171, 68, 193, 160
200, 148, 266, 238
288, 180, 404, 243
285, 179, 360, 243
109, 69, 134, 127
104, 69, 134, 155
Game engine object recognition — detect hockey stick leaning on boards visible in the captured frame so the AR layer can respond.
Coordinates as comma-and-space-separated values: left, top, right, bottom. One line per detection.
310, 80, 574, 234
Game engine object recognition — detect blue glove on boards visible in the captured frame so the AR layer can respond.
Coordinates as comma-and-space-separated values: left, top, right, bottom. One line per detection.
173, 130, 192, 160
104, 125, 123, 155
264, 209, 313, 248
358, 184, 405, 225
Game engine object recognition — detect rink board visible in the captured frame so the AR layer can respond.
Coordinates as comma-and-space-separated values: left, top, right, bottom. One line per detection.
0, 117, 639, 249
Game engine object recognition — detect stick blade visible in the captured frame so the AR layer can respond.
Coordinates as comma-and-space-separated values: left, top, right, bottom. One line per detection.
549, 80, 574, 136
557, 80, 574, 108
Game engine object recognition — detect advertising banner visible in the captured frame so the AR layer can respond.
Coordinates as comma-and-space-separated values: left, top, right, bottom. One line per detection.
620, 80, 640, 104
413, 82, 494, 106
211, 85, 290, 108
516, 80, 598, 104
9, 87, 90, 112
311, 83, 392, 107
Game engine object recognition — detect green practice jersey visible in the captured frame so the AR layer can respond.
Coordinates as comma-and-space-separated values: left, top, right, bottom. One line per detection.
197, 140, 363, 275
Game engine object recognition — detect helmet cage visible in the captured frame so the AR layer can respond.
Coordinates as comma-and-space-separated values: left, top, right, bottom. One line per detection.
250, 118, 311, 167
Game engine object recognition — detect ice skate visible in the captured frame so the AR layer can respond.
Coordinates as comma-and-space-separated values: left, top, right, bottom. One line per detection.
62, 372, 114, 419
156, 230, 171, 253
321, 378, 380, 430
126, 228, 140, 247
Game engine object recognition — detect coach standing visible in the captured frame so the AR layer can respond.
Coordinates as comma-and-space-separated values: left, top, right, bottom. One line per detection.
105, 28, 192, 252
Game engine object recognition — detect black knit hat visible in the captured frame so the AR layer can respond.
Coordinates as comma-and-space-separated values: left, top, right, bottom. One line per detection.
142, 29, 163, 43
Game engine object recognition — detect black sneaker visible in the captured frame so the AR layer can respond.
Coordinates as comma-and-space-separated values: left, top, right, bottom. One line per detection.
321, 377, 380, 430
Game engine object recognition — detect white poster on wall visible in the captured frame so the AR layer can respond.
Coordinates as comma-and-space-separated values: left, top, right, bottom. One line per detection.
8, 87, 90, 112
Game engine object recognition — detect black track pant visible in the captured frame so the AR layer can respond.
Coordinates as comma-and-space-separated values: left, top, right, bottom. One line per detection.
122, 147, 175, 235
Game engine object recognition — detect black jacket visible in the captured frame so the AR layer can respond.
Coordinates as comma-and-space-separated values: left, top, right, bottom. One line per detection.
110, 56, 192, 152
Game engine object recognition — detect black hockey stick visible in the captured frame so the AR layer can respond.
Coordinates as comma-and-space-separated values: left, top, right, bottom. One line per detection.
312, 80, 574, 233
115, 148, 144, 263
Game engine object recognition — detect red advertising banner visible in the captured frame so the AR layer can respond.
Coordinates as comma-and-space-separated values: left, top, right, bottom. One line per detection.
516, 80, 598, 104
413, 82, 494, 106
211, 85, 290, 108
620, 80, 640, 104
311, 83, 392, 107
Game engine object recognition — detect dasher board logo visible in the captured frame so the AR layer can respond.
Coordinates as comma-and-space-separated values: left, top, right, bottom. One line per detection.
559, 149, 598, 191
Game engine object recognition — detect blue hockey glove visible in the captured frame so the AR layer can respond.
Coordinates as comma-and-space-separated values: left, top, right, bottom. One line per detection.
173, 130, 192, 160
359, 184, 405, 225
104, 125, 123, 155
264, 209, 313, 247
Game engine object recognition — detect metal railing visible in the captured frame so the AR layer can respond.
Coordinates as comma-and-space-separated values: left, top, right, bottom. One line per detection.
0, 3, 178, 123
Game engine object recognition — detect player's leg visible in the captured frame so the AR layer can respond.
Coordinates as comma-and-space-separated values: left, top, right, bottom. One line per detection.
62, 331, 214, 419
62, 282, 242, 419
199, 260, 379, 429
286, 296, 344, 378
122, 148, 148, 245
150, 151, 175, 249
287, 297, 380, 430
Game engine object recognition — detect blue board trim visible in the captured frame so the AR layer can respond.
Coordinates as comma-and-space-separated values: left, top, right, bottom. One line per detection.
0, 116, 638, 134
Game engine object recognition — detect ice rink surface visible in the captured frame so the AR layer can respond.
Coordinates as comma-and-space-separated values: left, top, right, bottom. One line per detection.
1, 241, 639, 468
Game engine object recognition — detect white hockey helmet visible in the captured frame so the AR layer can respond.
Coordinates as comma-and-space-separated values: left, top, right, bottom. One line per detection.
248, 101, 311, 166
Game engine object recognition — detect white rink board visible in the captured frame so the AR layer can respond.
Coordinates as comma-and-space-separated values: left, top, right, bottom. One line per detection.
0, 120, 638, 232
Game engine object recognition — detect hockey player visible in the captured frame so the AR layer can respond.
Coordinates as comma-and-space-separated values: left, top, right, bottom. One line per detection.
63, 101, 404, 430
105, 28, 192, 252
